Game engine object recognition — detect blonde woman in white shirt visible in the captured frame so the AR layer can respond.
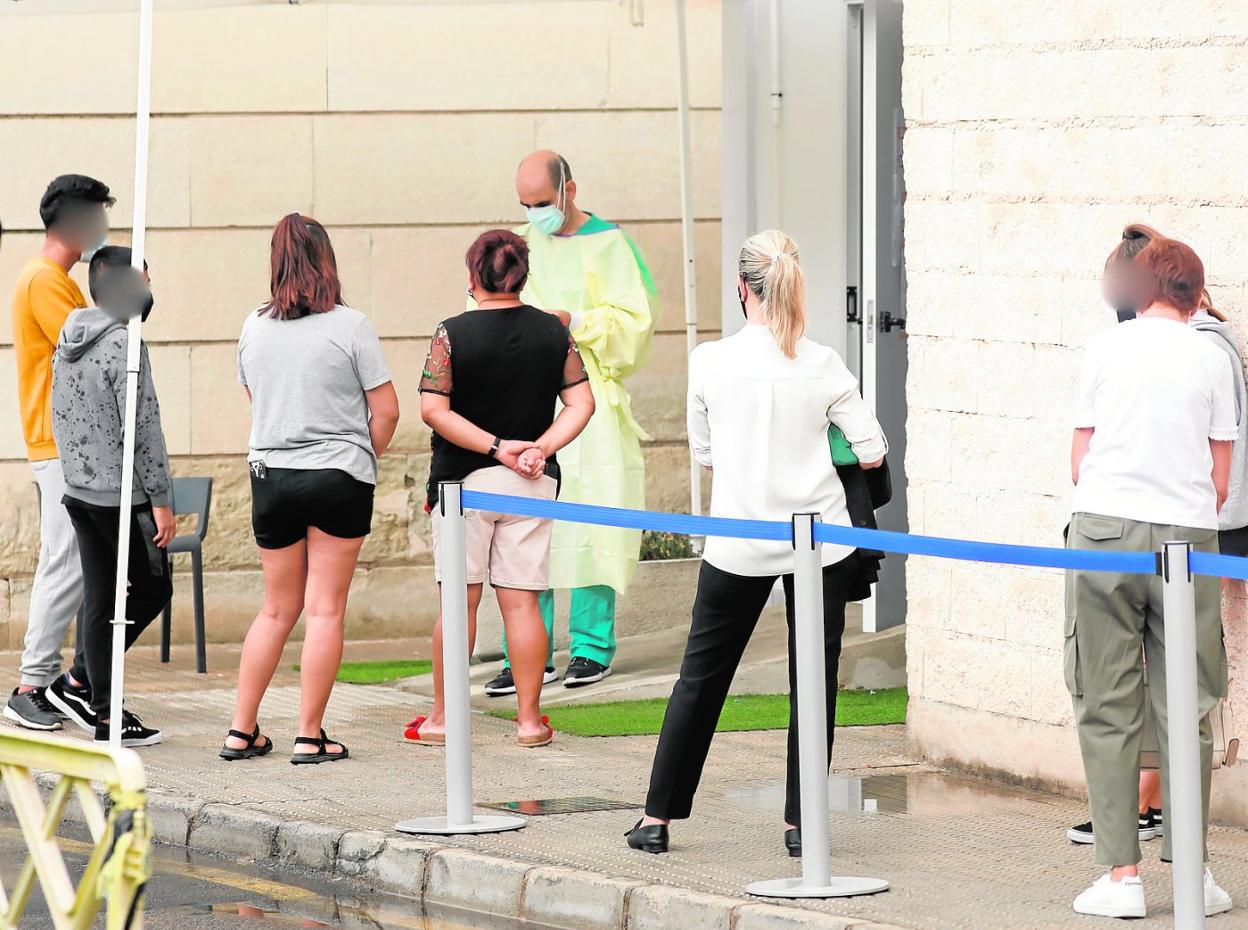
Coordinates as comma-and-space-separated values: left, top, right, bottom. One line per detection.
626, 230, 887, 857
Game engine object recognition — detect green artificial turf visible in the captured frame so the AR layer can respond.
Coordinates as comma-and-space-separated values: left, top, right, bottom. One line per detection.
488, 688, 907, 737
293, 658, 433, 685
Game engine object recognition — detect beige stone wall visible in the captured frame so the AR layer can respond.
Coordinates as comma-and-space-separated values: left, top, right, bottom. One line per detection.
0, 1, 722, 649
902, 0, 1248, 816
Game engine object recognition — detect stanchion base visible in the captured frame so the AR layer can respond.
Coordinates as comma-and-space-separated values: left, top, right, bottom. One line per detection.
746, 876, 889, 899
394, 814, 525, 836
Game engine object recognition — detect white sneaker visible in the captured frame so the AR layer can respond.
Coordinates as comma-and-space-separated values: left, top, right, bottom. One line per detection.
1206, 869, 1233, 917
1073, 873, 1146, 919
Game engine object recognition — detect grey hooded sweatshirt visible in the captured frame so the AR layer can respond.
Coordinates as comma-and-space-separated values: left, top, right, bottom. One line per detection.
1192, 309, 1248, 532
51, 307, 171, 509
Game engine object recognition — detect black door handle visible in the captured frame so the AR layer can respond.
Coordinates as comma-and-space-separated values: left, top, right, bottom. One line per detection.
846, 286, 860, 324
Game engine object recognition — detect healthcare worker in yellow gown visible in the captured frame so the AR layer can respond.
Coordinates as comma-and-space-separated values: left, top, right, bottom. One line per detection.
484, 150, 658, 694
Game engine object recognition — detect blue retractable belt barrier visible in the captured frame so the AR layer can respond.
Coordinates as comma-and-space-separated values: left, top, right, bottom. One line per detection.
811, 522, 1157, 574
459, 490, 1248, 579
1190, 550, 1248, 581
461, 490, 791, 541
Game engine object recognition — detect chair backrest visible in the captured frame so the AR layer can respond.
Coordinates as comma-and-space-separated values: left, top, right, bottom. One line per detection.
170, 477, 213, 541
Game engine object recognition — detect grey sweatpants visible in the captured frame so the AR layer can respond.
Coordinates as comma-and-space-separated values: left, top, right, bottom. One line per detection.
19, 459, 84, 687
1065, 512, 1226, 867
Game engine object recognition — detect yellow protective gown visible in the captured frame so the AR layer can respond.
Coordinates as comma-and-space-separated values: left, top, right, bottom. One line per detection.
518, 215, 658, 595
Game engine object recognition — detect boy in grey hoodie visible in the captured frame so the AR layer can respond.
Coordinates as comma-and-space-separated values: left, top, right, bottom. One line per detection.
46, 247, 173, 747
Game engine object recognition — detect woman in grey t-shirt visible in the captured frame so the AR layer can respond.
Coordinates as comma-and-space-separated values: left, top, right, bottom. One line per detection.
221, 213, 399, 765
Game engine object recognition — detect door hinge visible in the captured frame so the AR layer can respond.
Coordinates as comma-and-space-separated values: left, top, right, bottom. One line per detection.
880, 310, 906, 333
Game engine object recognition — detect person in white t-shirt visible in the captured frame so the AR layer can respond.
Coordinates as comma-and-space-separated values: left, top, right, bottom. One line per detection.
625, 230, 887, 857
1066, 235, 1234, 920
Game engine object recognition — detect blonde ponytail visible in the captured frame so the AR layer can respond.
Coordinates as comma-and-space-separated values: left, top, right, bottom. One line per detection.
738, 229, 806, 358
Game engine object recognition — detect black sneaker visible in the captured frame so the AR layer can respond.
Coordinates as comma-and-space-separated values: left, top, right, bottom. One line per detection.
1151, 807, 1164, 838
1066, 814, 1156, 845
94, 710, 163, 748
483, 666, 559, 697
1066, 820, 1094, 845
4, 687, 63, 731
563, 657, 612, 688
46, 675, 97, 733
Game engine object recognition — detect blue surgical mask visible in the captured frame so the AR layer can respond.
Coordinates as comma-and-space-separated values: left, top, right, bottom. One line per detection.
525, 160, 567, 237
526, 203, 566, 237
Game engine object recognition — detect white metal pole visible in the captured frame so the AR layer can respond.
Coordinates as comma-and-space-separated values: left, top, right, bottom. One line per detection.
674, 0, 701, 519
394, 483, 523, 836
1161, 540, 1206, 930
792, 512, 831, 886
440, 482, 474, 828
109, 0, 154, 752
746, 514, 887, 899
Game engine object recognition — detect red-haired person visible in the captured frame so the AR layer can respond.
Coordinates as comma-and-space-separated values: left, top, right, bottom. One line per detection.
404, 230, 594, 748
1067, 236, 1233, 919
221, 214, 399, 765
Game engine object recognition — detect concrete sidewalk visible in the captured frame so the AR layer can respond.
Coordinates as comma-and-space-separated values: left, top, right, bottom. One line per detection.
3, 638, 1248, 930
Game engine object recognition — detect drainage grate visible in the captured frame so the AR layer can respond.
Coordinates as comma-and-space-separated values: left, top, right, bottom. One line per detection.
478, 796, 642, 816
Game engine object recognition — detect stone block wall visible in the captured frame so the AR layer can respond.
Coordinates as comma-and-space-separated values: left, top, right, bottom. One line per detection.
0, 1, 722, 649
902, 0, 1248, 817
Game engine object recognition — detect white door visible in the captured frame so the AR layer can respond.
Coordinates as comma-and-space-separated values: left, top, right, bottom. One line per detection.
854, 0, 908, 633
721, 0, 907, 627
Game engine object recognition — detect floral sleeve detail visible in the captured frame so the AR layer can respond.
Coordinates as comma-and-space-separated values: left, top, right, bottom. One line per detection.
420, 323, 452, 395
563, 333, 590, 389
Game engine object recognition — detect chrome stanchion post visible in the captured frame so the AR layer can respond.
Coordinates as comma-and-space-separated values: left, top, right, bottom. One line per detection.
746, 514, 888, 899
1161, 540, 1205, 930
396, 483, 524, 836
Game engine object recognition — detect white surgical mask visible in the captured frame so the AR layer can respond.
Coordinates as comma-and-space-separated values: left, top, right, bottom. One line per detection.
525, 160, 567, 237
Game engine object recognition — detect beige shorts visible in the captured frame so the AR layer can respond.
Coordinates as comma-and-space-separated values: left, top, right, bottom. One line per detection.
432, 466, 557, 591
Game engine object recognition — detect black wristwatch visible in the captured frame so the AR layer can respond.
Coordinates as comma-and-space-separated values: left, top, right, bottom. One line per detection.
488, 435, 502, 459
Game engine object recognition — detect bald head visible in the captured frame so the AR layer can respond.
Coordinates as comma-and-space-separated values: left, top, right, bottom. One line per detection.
517, 149, 575, 203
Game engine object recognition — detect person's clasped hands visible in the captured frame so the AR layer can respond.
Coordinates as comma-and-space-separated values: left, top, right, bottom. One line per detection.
495, 439, 546, 480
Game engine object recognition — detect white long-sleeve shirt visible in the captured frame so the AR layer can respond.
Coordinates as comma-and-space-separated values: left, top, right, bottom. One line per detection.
688, 324, 888, 577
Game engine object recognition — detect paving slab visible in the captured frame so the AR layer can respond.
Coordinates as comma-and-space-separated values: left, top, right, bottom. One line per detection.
3, 641, 1248, 929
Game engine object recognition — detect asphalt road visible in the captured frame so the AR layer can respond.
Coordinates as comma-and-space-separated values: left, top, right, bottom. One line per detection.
0, 826, 524, 930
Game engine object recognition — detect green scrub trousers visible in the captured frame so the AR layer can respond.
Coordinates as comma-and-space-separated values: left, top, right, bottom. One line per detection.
502, 585, 617, 669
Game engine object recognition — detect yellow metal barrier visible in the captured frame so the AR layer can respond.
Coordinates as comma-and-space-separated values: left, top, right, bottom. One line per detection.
0, 729, 149, 930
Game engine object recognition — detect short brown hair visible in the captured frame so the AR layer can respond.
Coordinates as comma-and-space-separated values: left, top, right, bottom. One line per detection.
1104, 222, 1223, 320
466, 229, 529, 294
1137, 237, 1206, 315
263, 213, 342, 320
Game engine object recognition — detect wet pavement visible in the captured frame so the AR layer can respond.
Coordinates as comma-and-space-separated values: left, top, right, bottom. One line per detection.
0, 826, 548, 930
4, 638, 1248, 927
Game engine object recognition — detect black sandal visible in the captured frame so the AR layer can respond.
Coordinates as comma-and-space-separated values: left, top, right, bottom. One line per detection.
290, 729, 349, 765
218, 725, 272, 761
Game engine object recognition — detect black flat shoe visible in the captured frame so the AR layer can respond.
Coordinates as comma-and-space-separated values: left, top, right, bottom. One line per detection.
785, 827, 802, 858
219, 725, 272, 761
626, 819, 669, 854
290, 729, 349, 765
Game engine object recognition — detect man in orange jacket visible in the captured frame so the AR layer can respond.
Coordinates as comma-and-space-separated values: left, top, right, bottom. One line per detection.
5, 175, 113, 731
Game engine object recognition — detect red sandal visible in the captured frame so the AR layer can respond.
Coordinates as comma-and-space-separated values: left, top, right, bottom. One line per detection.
403, 715, 445, 745
517, 715, 554, 749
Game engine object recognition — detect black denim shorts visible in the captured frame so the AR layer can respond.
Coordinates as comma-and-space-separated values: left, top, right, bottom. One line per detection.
250, 467, 374, 550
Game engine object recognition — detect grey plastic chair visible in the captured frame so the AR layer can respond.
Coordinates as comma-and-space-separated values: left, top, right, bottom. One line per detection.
160, 477, 213, 673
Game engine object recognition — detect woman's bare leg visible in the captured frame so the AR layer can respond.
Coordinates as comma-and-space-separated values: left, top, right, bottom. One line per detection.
1139, 769, 1162, 814
421, 583, 483, 737
496, 586, 546, 738
226, 541, 307, 749
292, 528, 366, 755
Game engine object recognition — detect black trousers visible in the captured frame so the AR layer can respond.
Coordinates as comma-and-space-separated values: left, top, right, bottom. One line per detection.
644, 557, 853, 825
64, 501, 172, 718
